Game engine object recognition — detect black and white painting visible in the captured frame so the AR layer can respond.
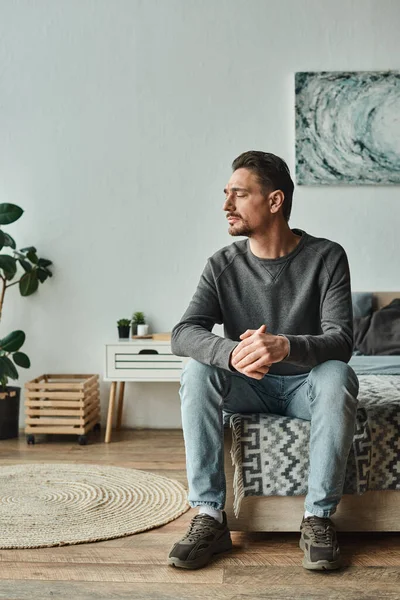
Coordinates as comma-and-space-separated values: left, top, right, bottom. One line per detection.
295, 71, 400, 185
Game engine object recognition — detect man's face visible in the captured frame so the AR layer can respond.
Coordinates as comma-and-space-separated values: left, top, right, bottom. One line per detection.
223, 168, 272, 237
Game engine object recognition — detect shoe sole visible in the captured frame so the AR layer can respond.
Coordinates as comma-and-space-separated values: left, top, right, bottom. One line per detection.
299, 537, 342, 571
168, 534, 233, 570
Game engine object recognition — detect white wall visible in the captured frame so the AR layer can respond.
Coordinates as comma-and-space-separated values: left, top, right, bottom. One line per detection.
1, 0, 399, 430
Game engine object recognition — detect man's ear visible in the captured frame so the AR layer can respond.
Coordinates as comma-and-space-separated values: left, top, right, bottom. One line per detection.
269, 190, 285, 214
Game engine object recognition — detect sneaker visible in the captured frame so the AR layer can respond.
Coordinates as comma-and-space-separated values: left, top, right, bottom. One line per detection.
299, 516, 342, 570
168, 511, 233, 569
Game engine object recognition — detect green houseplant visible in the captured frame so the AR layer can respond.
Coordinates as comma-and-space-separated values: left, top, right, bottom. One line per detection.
132, 311, 148, 336
117, 318, 131, 339
0, 203, 53, 439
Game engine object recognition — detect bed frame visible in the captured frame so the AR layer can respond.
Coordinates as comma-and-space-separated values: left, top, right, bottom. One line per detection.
223, 291, 400, 532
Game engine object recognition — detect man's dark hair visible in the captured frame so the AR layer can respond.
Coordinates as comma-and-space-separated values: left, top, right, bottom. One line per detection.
232, 151, 294, 223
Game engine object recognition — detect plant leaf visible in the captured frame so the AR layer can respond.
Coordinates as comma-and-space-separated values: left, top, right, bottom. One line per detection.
42, 266, 53, 277
20, 246, 37, 253
18, 258, 32, 272
37, 268, 48, 283
12, 352, 30, 368
38, 258, 53, 267
3, 233, 16, 249
0, 204, 24, 226
0, 356, 19, 380
27, 250, 38, 264
0, 330, 25, 352
0, 254, 17, 280
19, 271, 39, 296
0, 230, 4, 251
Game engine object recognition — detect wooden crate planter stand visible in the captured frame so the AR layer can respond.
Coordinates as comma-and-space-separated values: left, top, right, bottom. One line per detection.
24, 374, 101, 445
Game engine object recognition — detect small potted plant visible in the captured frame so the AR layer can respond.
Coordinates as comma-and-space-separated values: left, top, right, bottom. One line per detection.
117, 318, 131, 339
132, 311, 148, 336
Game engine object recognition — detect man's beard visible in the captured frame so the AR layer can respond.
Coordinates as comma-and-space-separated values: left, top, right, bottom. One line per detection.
228, 221, 253, 237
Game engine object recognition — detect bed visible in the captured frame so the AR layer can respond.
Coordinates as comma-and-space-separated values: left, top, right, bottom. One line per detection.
223, 292, 400, 531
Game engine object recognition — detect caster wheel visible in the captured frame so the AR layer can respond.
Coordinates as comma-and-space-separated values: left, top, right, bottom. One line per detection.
26, 434, 35, 445
93, 423, 101, 432
78, 435, 88, 446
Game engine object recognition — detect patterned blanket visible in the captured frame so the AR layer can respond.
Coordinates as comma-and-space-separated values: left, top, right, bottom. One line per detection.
229, 375, 400, 518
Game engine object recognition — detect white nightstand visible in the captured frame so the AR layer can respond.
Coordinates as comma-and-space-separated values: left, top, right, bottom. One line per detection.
103, 340, 190, 442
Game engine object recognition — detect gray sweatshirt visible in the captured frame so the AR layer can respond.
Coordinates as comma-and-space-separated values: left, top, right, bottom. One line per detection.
171, 228, 354, 376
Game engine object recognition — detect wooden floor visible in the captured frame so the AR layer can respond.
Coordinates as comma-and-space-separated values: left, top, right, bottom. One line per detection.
0, 429, 399, 600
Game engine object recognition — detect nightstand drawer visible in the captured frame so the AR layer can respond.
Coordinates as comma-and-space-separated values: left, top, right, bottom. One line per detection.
105, 344, 186, 380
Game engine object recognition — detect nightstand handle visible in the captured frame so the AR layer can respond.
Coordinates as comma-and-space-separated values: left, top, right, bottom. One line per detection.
138, 349, 159, 355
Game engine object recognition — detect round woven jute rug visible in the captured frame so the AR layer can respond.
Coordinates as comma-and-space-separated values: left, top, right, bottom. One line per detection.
0, 463, 190, 549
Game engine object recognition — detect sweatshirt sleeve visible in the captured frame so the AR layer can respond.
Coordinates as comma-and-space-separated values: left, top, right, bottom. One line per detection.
171, 259, 239, 370
278, 248, 354, 368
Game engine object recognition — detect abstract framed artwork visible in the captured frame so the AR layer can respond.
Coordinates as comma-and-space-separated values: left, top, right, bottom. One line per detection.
295, 71, 400, 185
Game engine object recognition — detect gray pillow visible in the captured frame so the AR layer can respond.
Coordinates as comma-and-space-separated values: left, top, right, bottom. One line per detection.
352, 292, 373, 319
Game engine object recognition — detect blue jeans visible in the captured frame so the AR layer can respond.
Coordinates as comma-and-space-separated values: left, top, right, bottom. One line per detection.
179, 359, 360, 518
